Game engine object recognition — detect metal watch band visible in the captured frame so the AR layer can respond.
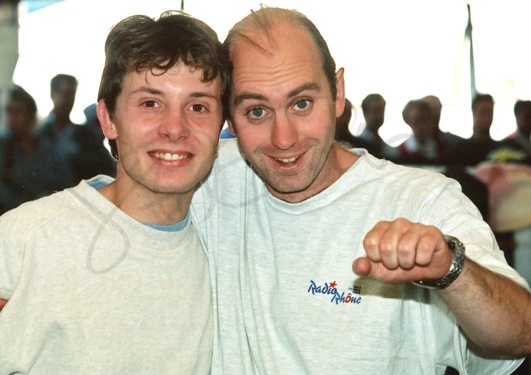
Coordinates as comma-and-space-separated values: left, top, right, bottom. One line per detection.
412, 235, 466, 290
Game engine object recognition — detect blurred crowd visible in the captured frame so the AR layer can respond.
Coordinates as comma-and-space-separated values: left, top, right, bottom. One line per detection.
0, 74, 115, 215
335, 93, 531, 284
1, 80, 530, 284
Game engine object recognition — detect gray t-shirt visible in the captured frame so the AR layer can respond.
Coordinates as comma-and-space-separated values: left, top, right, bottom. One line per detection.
0, 176, 212, 374
191, 139, 527, 375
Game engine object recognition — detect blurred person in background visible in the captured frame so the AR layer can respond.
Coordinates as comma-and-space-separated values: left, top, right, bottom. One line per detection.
499, 100, 531, 163
359, 93, 398, 159
0, 85, 68, 214
38, 74, 115, 186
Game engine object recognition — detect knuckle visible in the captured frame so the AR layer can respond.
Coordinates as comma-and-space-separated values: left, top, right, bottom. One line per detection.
396, 242, 411, 257
363, 234, 378, 249
379, 241, 395, 257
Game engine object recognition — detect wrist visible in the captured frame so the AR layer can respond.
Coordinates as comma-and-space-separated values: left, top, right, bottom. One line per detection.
412, 235, 466, 290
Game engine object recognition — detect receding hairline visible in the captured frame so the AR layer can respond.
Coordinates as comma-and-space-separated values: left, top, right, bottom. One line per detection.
224, 5, 339, 112
226, 7, 314, 54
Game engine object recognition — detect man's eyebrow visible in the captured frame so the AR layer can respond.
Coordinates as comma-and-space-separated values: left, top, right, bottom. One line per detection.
287, 82, 321, 98
233, 92, 267, 107
130, 87, 163, 96
130, 87, 217, 100
233, 82, 321, 107
190, 91, 218, 100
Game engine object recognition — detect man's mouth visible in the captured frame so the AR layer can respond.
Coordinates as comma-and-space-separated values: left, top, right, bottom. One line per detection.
275, 155, 300, 165
153, 152, 190, 161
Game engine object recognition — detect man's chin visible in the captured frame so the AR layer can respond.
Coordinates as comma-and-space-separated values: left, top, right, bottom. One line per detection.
264, 178, 315, 200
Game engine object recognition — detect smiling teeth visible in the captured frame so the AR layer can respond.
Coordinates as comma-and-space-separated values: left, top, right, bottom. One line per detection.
154, 152, 187, 161
276, 156, 299, 164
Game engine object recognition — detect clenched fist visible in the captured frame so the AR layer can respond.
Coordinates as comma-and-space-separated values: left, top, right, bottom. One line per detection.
352, 218, 453, 283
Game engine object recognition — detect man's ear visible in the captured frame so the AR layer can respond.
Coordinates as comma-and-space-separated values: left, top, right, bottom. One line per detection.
334, 67, 346, 118
227, 118, 236, 135
97, 99, 118, 140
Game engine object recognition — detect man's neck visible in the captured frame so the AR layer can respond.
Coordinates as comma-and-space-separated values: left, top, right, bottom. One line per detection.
52, 113, 72, 130
518, 130, 531, 140
14, 136, 38, 154
471, 132, 491, 143
98, 180, 191, 226
365, 125, 381, 135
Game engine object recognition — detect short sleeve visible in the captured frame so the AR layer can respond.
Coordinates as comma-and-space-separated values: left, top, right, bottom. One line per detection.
0, 209, 27, 300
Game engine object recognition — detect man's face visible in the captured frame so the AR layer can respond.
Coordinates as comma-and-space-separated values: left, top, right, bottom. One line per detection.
406, 107, 429, 144
473, 100, 494, 133
7, 100, 35, 139
100, 62, 222, 197
51, 81, 77, 117
516, 106, 531, 135
228, 22, 344, 202
364, 99, 385, 131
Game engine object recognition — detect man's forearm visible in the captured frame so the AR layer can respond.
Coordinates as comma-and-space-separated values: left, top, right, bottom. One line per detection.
438, 258, 531, 357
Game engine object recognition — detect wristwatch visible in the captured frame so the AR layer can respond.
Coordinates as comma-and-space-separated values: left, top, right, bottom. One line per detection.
412, 235, 466, 290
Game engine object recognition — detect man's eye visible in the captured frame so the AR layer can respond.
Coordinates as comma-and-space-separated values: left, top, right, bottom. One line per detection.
191, 104, 205, 112
294, 100, 310, 111
143, 100, 158, 108
247, 107, 266, 119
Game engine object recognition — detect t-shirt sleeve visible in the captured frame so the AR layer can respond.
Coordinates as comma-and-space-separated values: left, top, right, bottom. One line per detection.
422, 176, 529, 289
0, 209, 27, 300
419, 176, 528, 374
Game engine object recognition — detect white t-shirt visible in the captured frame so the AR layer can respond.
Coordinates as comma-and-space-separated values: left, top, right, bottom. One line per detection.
191, 139, 527, 375
0, 176, 212, 374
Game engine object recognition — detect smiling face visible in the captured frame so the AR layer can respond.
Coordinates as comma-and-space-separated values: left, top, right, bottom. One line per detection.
228, 21, 349, 203
98, 61, 222, 204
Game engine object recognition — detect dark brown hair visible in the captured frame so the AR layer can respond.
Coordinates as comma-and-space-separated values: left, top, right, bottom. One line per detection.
97, 11, 231, 158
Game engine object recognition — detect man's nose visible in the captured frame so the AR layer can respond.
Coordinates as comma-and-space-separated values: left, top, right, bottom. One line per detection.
271, 113, 298, 150
159, 110, 190, 141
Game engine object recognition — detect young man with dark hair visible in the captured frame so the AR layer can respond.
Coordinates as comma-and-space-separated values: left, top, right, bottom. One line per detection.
0, 11, 229, 373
